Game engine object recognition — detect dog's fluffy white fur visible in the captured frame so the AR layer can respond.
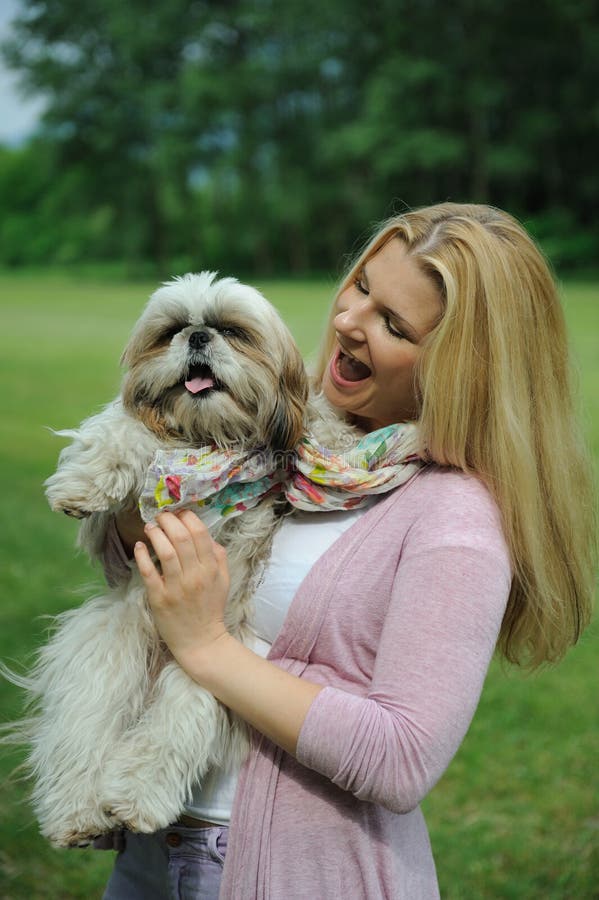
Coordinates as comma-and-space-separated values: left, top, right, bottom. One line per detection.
5, 272, 356, 847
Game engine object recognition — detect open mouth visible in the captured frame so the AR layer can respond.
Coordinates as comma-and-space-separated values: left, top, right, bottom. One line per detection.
330, 346, 372, 387
183, 364, 221, 396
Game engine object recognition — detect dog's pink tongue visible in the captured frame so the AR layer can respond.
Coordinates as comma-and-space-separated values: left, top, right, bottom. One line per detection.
185, 376, 214, 394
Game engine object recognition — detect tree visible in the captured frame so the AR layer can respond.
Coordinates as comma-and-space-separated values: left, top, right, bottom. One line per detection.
3, 0, 598, 272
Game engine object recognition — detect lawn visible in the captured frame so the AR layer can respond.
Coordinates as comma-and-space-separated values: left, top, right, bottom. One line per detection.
0, 269, 597, 898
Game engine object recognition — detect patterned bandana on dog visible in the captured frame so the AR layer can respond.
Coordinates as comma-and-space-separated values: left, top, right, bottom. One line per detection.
139, 423, 424, 526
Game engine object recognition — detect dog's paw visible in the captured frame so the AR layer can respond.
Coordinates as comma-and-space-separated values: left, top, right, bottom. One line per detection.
101, 790, 182, 834
45, 476, 117, 517
101, 801, 175, 835
44, 814, 120, 849
53, 502, 92, 519
59, 830, 99, 849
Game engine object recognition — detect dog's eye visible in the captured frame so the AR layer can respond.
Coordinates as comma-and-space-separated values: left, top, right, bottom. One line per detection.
159, 325, 184, 345
220, 326, 248, 341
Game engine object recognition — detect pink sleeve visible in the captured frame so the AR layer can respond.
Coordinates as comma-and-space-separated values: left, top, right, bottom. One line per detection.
296, 497, 511, 814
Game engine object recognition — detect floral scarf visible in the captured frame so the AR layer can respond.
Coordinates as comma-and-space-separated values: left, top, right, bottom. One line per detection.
139, 423, 424, 526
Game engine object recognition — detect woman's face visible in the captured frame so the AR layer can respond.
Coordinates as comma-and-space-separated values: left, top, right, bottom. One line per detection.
322, 238, 442, 430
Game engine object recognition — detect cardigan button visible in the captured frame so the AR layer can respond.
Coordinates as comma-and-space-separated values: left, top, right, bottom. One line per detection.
166, 832, 182, 848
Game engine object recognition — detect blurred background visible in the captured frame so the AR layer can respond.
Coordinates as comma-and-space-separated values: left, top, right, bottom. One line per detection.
0, 1, 597, 897
1, 0, 599, 276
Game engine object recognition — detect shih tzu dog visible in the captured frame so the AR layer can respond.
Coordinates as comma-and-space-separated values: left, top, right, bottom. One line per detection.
7, 272, 356, 848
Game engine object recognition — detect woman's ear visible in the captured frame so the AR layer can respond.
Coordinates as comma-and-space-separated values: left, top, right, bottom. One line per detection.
268, 345, 309, 451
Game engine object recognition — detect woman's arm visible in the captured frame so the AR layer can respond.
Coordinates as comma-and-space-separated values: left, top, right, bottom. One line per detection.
295, 542, 511, 812
134, 511, 323, 756
136, 486, 511, 813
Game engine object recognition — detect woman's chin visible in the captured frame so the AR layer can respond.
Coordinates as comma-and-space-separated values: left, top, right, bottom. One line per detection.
323, 374, 366, 424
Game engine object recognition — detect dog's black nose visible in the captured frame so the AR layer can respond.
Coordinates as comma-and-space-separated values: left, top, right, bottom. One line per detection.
189, 330, 212, 348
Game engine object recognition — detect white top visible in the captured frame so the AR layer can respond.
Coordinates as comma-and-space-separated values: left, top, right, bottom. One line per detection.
184, 504, 373, 823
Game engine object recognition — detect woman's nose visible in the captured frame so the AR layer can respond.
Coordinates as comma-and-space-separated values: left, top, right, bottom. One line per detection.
333, 304, 367, 341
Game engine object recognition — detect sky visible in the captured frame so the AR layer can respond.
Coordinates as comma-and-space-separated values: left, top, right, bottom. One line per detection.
0, 0, 46, 144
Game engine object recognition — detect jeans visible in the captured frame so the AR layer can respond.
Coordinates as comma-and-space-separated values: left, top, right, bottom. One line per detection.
102, 825, 228, 900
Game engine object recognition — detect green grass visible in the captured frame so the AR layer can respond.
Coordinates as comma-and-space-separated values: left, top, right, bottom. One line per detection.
0, 270, 597, 898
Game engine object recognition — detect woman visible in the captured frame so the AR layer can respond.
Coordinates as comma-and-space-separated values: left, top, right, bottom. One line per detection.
102, 203, 596, 899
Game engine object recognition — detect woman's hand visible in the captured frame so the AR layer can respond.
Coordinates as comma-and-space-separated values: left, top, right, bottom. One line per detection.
133, 510, 230, 673
134, 509, 322, 756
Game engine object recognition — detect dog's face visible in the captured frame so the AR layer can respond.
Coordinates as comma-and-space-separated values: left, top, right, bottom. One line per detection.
121, 272, 308, 450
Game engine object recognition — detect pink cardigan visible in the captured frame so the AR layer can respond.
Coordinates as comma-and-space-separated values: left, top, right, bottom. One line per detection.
219, 466, 511, 899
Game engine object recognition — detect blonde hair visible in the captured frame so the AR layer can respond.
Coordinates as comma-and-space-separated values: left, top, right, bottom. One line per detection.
315, 203, 596, 668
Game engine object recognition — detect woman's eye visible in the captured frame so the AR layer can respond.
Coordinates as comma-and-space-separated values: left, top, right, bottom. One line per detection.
383, 316, 406, 340
353, 276, 369, 296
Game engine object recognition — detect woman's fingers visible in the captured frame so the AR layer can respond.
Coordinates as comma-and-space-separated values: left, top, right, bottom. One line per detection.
133, 511, 230, 665
158, 511, 219, 569
142, 518, 184, 580
176, 510, 219, 564
133, 541, 164, 598
142, 511, 221, 585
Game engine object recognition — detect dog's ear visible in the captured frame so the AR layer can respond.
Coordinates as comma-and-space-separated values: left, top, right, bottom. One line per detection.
268, 345, 309, 451
120, 330, 142, 369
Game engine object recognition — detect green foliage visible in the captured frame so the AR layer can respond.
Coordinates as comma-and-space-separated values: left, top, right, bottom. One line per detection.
0, 142, 117, 265
1, 0, 598, 273
526, 210, 599, 272
0, 270, 597, 897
